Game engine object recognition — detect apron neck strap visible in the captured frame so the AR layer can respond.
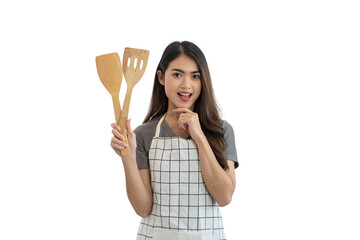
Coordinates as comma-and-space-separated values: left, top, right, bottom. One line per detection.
155, 114, 166, 137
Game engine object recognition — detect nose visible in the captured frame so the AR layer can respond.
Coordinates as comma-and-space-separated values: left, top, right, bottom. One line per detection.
180, 75, 191, 89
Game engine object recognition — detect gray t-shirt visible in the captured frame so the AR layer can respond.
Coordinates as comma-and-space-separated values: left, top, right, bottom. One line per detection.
134, 115, 238, 169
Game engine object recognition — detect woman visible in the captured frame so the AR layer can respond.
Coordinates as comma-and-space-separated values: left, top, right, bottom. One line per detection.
111, 41, 238, 240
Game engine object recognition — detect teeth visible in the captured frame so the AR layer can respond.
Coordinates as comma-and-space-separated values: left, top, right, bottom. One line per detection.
178, 93, 191, 97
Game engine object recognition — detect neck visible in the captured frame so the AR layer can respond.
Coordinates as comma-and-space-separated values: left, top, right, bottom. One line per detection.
164, 111, 178, 126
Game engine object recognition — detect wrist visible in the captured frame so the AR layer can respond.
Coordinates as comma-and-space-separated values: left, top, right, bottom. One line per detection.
193, 132, 206, 143
121, 153, 137, 166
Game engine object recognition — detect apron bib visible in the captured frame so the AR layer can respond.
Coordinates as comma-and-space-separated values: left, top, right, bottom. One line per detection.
136, 115, 226, 240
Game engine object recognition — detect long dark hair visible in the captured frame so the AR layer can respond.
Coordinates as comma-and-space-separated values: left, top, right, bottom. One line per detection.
144, 41, 228, 170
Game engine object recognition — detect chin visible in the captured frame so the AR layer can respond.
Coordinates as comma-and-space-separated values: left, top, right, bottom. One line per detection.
176, 103, 195, 110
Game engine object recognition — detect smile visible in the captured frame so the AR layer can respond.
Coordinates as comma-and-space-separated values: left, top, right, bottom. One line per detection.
177, 92, 192, 97
177, 92, 192, 102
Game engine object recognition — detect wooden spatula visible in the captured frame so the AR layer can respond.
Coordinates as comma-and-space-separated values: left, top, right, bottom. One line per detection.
95, 53, 123, 125
119, 48, 150, 156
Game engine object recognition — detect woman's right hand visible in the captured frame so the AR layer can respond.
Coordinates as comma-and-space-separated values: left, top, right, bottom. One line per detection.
110, 119, 137, 159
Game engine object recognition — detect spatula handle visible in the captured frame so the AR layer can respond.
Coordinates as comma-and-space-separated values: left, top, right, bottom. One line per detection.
112, 95, 121, 125
112, 95, 131, 155
119, 86, 134, 156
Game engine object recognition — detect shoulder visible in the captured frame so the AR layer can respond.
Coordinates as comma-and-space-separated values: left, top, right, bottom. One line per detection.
221, 119, 236, 144
222, 120, 235, 136
133, 115, 163, 170
221, 119, 239, 168
134, 115, 162, 136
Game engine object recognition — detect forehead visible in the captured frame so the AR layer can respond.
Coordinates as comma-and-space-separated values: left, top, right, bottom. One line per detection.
168, 55, 199, 72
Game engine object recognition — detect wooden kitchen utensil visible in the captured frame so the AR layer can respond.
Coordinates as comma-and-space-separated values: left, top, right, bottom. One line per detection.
95, 53, 123, 125
119, 48, 150, 156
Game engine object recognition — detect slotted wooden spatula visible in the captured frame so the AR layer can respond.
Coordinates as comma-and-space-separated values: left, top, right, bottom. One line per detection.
95, 53, 123, 125
119, 48, 150, 156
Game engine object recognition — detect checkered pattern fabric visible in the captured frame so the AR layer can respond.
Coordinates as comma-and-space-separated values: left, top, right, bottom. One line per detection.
136, 122, 226, 240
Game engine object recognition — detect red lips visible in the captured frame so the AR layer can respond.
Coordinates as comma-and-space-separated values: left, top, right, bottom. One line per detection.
177, 92, 192, 102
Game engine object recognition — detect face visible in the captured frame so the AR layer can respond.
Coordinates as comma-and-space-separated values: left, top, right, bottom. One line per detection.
158, 55, 201, 111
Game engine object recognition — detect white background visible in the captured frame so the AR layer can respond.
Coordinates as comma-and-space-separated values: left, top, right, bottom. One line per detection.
1, 0, 359, 239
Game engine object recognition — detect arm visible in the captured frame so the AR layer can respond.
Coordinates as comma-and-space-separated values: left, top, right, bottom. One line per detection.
195, 136, 236, 207
122, 160, 153, 217
111, 120, 153, 217
172, 108, 236, 207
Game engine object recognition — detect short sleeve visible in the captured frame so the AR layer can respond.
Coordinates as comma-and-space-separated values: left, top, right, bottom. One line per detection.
223, 121, 239, 168
134, 126, 150, 169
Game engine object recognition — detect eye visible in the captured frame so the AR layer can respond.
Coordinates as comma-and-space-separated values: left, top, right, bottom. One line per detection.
173, 73, 182, 77
192, 74, 200, 80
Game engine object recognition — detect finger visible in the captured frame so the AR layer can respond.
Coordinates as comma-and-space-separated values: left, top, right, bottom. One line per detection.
126, 119, 133, 134
112, 129, 125, 141
111, 136, 123, 145
179, 113, 198, 127
111, 137, 129, 148
178, 114, 191, 122
172, 108, 193, 113
177, 120, 188, 132
181, 127, 186, 133
111, 123, 121, 131
111, 141, 127, 151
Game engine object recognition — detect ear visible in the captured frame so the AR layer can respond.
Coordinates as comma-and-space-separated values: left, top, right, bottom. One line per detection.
157, 70, 165, 85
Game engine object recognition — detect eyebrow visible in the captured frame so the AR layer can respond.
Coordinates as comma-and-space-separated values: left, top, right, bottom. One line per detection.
171, 68, 200, 74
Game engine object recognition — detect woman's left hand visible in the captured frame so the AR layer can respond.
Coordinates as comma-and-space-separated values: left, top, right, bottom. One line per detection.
172, 108, 205, 141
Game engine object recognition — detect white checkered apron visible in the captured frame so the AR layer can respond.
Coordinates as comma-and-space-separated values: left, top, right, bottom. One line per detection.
136, 115, 226, 240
